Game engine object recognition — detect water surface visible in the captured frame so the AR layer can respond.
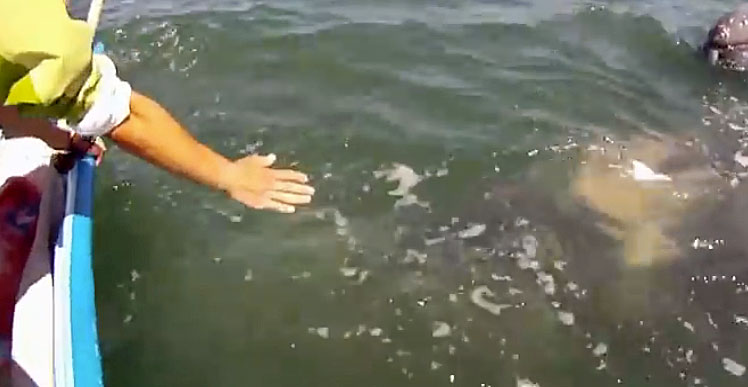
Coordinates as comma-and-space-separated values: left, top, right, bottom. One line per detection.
79, 0, 748, 385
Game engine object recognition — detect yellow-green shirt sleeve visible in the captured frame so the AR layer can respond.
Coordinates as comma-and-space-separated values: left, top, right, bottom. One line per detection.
0, 0, 101, 121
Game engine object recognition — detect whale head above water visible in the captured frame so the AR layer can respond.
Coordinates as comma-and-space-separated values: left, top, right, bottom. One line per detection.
704, 5, 748, 70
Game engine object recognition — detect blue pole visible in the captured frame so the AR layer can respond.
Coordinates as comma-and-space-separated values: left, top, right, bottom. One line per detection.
67, 40, 106, 386
69, 155, 102, 387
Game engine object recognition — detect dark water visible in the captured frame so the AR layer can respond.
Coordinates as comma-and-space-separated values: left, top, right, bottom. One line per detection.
79, 0, 748, 386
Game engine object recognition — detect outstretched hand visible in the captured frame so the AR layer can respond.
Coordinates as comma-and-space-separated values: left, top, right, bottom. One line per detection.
220, 153, 315, 213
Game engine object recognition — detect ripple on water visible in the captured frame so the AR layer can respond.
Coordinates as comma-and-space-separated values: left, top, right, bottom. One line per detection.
97, 3, 748, 386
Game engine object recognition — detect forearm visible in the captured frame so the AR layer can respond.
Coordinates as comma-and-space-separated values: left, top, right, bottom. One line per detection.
0, 106, 71, 150
107, 91, 232, 192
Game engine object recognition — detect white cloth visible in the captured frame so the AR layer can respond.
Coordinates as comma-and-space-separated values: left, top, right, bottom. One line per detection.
73, 54, 132, 137
0, 137, 62, 387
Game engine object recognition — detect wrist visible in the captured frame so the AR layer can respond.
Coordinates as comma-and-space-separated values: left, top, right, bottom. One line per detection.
216, 157, 237, 194
67, 132, 89, 154
46, 128, 75, 150
67, 132, 104, 160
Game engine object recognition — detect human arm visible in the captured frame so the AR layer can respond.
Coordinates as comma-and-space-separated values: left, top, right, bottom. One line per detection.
0, 0, 314, 212
0, 106, 71, 150
107, 91, 314, 213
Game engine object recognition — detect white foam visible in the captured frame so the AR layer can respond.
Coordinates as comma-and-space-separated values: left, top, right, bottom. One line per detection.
339, 267, 358, 277
565, 282, 579, 292
374, 163, 422, 195
593, 343, 608, 357
394, 194, 429, 209
558, 311, 575, 326
679, 318, 695, 333
723, 358, 746, 377
491, 274, 512, 281
333, 209, 349, 236
522, 235, 538, 258
707, 312, 719, 329
631, 160, 671, 182
517, 377, 540, 387
735, 151, 748, 168
404, 249, 427, 265
508, 288, 523, 296
686, 349, 694, 363
517, 255, 539, 270
308, 327, 329, 339
432, 321, 452, 338
458, 223, 487, 239
470, 286, 512, 316
536, 272, 556, 296
291, 271, 311, 280
396, 349, 412, 357
356, 270, 370, 284
425, 236, 446, 246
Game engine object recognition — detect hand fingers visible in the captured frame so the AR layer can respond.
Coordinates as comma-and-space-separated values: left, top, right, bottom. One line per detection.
242, 153, 277, 167
268, 191, 312, 205
272, 181, 315, 195
261, 199, 296, 214
271, 168, 309, 183
231, 192, 297, 214
93, 139, 106, 166
94, 137, 107, 151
